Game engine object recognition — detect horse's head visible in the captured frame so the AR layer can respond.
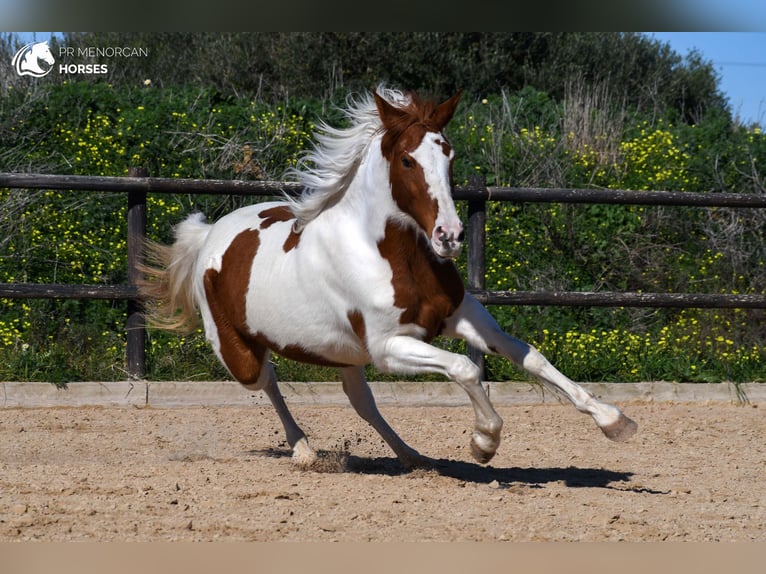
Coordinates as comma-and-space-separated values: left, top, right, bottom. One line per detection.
375, 89, 464, 259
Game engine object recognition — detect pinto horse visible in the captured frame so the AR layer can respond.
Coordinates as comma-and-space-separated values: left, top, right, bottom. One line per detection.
141, 86, 637, 468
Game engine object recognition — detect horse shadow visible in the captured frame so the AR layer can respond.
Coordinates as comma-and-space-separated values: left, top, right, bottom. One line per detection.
348, 455, 636, 490
249, 447, 656, 492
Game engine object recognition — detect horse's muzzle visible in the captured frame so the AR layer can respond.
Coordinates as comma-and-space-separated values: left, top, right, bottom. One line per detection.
432, 223, 464, 259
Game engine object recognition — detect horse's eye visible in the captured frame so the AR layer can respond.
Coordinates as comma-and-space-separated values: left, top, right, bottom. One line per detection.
401, 156, 413, 169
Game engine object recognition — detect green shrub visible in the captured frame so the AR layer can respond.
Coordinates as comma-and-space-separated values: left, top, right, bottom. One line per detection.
1, 81, 764, 383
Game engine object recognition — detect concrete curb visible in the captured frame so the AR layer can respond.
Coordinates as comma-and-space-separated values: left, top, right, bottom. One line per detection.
1, 380, 763, 408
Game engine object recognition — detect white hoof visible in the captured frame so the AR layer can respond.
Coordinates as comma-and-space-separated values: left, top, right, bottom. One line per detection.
291, 437, 317, 467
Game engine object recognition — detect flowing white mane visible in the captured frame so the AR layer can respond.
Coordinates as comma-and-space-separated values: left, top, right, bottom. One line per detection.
286, 85, 412, 229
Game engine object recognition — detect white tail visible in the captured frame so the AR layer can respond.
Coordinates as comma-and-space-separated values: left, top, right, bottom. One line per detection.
139, 212, 211, 333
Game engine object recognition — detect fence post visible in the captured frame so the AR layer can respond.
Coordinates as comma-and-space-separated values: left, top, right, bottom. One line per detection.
126, 167, 147, 379
466, 175, 487, 379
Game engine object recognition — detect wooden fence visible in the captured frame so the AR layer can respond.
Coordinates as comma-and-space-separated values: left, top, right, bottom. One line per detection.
2, 171, 765, 379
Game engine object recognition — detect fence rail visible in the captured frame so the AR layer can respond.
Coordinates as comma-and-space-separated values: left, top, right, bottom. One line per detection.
3, 285, 764, 310
2, 171, 765, 378
5, 171, 766, 206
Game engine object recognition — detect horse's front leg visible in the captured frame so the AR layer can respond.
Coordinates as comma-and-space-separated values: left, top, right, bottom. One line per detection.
340, 366, 427, 469
443, 294, 638, 442
374, 337, 503, 464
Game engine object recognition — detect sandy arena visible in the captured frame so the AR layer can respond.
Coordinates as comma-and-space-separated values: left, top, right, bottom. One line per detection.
1, 382, 764, 542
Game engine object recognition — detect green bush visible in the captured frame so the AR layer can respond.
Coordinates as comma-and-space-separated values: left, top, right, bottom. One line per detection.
1, 80, 764, 384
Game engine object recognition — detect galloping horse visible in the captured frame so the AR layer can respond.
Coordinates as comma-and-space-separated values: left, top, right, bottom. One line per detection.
141, 86, 637, 468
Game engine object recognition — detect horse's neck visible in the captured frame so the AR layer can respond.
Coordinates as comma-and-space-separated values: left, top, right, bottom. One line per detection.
329, 145, 400, 239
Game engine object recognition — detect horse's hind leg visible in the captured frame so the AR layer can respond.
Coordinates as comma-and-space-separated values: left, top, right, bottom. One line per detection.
201, 272, 316, 466
340, 366, 427, 469
225, 349, 316, 466
251, 362, 317, 467
444, 294, 637, 442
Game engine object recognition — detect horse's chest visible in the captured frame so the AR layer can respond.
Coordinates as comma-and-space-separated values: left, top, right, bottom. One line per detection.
377, 221, 465, 341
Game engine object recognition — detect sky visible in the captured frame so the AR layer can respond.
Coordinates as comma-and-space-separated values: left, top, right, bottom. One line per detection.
650, 32, 766, 127
11, 31, 766, 128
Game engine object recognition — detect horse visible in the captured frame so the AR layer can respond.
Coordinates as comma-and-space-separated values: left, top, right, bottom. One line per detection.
12, 41, 55, 78
140, 85, 637, 469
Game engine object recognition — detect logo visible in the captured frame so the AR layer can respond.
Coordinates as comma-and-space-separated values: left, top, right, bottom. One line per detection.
12, 41, 55, 78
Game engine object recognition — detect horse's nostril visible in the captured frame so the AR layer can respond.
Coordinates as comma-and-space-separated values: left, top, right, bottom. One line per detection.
434, 224, 464, 247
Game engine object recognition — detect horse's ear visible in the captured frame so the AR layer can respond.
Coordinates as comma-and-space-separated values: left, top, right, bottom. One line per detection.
430, 90, 462, 131
375, 91, 409, 131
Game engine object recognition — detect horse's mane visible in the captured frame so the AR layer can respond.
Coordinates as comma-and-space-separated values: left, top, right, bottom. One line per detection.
285, 85, 413, 229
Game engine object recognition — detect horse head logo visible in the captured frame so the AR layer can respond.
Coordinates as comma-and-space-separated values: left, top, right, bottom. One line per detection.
12, 41, 55, 78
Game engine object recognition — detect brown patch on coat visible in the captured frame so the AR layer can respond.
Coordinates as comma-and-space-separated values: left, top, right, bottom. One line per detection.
377, 219, 465, 341
203, 228, 267, 385
259, 205, 293, 228
434, 138, 452, 157
259, 205, 302, 252
282, 231, 301, 252
204, 227, 346, 374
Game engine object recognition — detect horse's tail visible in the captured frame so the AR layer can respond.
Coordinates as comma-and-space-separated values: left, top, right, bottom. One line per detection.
138, 212, 211, 333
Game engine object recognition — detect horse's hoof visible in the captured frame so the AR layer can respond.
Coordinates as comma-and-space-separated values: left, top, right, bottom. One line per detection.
600, 413, 638, 442
291, 437, 317, 467
470, 437, 496, 464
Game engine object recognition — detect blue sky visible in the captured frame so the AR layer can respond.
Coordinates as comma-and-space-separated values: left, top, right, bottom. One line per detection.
650, 32, 766, 127
13, 31, 766, 128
